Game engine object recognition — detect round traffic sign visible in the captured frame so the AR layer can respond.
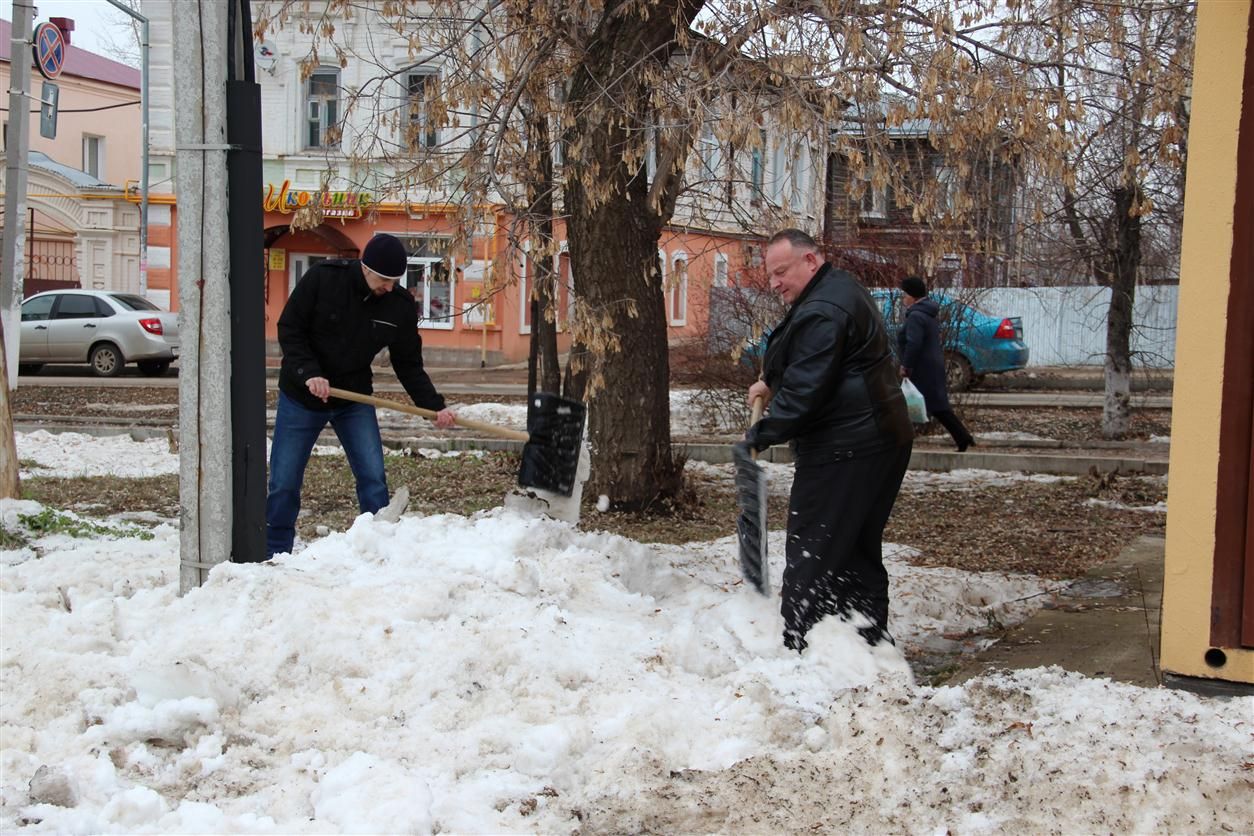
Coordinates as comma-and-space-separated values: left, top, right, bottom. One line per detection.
33, 22, 66, 80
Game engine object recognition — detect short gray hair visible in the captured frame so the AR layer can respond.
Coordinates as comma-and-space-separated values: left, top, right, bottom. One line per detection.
767, 228, 820, 252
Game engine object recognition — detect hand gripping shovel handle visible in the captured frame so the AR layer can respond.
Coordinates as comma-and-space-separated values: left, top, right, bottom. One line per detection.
325, 387, 530, 441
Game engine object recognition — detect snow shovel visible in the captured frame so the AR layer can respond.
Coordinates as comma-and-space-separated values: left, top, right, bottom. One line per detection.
734, 396, 769, 596
326, 387, 586, 496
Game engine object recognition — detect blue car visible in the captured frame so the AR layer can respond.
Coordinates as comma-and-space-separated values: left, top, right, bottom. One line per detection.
742, 289, 1029, 391
873, 289, 1029, 391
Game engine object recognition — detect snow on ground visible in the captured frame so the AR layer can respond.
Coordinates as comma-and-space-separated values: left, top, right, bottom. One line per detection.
975, 430, 1057, 442
2, 431, 1247, 833
16, 431, 180, 479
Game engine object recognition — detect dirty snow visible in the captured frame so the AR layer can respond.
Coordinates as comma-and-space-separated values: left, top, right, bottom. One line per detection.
1, 431, 1247, 834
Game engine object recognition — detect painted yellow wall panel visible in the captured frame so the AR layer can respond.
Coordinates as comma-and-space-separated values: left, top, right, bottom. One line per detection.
1160, 0, 1253, 683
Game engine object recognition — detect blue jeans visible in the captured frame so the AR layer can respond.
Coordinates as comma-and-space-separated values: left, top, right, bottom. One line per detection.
266, 391, 389, 557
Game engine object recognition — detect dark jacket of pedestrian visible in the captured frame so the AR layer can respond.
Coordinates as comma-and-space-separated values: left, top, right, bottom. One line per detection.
898, 296, 950, 413
748, 264, 914, 456
277, 259, 445, 413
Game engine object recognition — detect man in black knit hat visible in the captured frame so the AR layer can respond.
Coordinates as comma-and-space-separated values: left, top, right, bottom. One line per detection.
265, 233, 456, 558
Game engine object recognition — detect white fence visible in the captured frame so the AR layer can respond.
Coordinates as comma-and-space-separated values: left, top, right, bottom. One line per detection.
976, 285, 1178, 368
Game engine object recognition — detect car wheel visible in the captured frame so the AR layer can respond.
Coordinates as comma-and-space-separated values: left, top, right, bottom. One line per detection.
89, 343, 125, 377
138, 360, 171, 377
945, 352, 974, 392
17, 363, 43, 376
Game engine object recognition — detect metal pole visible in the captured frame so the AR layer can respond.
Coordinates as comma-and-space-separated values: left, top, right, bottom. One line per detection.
102, 0, 149, 297
0, 0, 35, 391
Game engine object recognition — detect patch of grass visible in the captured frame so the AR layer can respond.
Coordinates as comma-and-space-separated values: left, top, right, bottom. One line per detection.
0, 526, 29, 549
16, 507, 155, 540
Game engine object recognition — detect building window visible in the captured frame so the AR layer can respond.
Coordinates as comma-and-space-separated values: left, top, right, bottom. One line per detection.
861, 174, 888, 219
83, 135, 104, 178
668, 251, 688, 326
289, 254, 327, 298
791, 145, 809, 214
714, 253, 729, 288
305, 69, 339, 150
405, 259, 454, 328
406, 70, 439, 149
770, 140, 787, 204
699, 123, 722, 179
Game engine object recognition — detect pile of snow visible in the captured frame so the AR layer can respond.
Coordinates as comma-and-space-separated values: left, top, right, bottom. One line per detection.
3, 431, 1246, 833
3, 501, 1249, 833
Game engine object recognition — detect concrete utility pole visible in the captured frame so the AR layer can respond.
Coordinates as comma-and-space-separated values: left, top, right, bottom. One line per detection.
175, 0, 266, 591
0, 0, 35, 391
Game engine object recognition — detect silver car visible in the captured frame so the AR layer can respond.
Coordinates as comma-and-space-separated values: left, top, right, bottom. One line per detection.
19, 290, 180, 377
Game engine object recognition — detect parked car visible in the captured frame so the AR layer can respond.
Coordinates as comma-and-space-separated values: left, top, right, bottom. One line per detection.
874, 289, 1029, 391
18, 290, 180, 377
742, 288, 1029, 391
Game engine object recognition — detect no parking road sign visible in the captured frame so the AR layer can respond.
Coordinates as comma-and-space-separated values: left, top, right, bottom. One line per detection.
33, 22, 66, 80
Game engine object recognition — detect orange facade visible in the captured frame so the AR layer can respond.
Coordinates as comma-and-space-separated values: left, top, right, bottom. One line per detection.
152, 186, 754, 364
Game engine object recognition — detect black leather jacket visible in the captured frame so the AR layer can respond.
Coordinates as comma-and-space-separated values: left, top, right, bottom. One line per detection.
747, 263, 912, 458
277, 259, 445, 412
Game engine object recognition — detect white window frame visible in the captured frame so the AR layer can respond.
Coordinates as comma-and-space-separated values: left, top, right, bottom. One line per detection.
714, 252, 729, 288
791, 145, 809, 213
82, 134, 105, 179
861, 173, 888, 219
770, 139, 788, 204
305, 68, 340, 150
699, 123, 722, 179
409, 256, 456, 330
936, 165, 956, 213
404, 68, 440, 150
750, 129, 766, 204
289, 253, 327, 298
668, 251, 688, 327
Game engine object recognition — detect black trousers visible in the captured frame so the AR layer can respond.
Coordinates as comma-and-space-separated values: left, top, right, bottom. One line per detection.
932, 409, 973, 449
782, 442, 912, 651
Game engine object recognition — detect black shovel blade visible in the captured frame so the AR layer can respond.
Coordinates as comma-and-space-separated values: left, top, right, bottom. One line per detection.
732, 442, 769, 596
518, 392, 587, 496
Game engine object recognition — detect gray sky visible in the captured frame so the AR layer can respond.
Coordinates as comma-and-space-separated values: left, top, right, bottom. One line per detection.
0, 0, 138, 66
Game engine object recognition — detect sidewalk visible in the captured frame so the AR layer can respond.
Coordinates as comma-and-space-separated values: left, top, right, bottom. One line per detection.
947, 535, 1164, 688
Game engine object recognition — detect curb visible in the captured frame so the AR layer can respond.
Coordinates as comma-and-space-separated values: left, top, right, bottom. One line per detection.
17, 421, 1168, 477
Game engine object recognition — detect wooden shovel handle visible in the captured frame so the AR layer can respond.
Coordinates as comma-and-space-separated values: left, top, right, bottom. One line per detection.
748, 395, 765, 461
326, 387, 530, 442
749, 395, 765, 425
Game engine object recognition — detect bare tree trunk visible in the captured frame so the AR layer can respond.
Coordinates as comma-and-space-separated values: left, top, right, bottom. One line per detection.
561, 0, 697, 508
0, 320, 21, 498
1102, 186, 1141, 439
566, 201, 682, 508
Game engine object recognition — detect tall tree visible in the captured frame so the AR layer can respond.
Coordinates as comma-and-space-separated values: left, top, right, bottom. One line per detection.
256, 0, 1194, 492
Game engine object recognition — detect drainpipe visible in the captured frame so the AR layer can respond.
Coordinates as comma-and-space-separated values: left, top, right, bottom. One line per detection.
102, 0, 148, 297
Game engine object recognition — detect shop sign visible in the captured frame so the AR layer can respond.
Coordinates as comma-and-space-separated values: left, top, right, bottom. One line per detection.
263, 181, 373, 218
268, 248, 287, 271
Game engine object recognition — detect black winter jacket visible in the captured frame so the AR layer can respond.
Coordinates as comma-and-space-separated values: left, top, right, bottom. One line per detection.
277, 259, 446, 412
748, 263, 912, 458
898, 296, 950, 413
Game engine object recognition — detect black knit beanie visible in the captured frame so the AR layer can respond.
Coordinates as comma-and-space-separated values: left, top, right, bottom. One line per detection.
361, 234, 409, 280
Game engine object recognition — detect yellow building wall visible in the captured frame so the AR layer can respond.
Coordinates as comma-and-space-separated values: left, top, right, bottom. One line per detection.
1160, 0, 1253, 683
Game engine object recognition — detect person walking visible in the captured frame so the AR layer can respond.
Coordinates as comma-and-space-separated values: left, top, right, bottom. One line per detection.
743, 229, 914, 651
897, 275, 975, 452
265, 233, 456, 558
